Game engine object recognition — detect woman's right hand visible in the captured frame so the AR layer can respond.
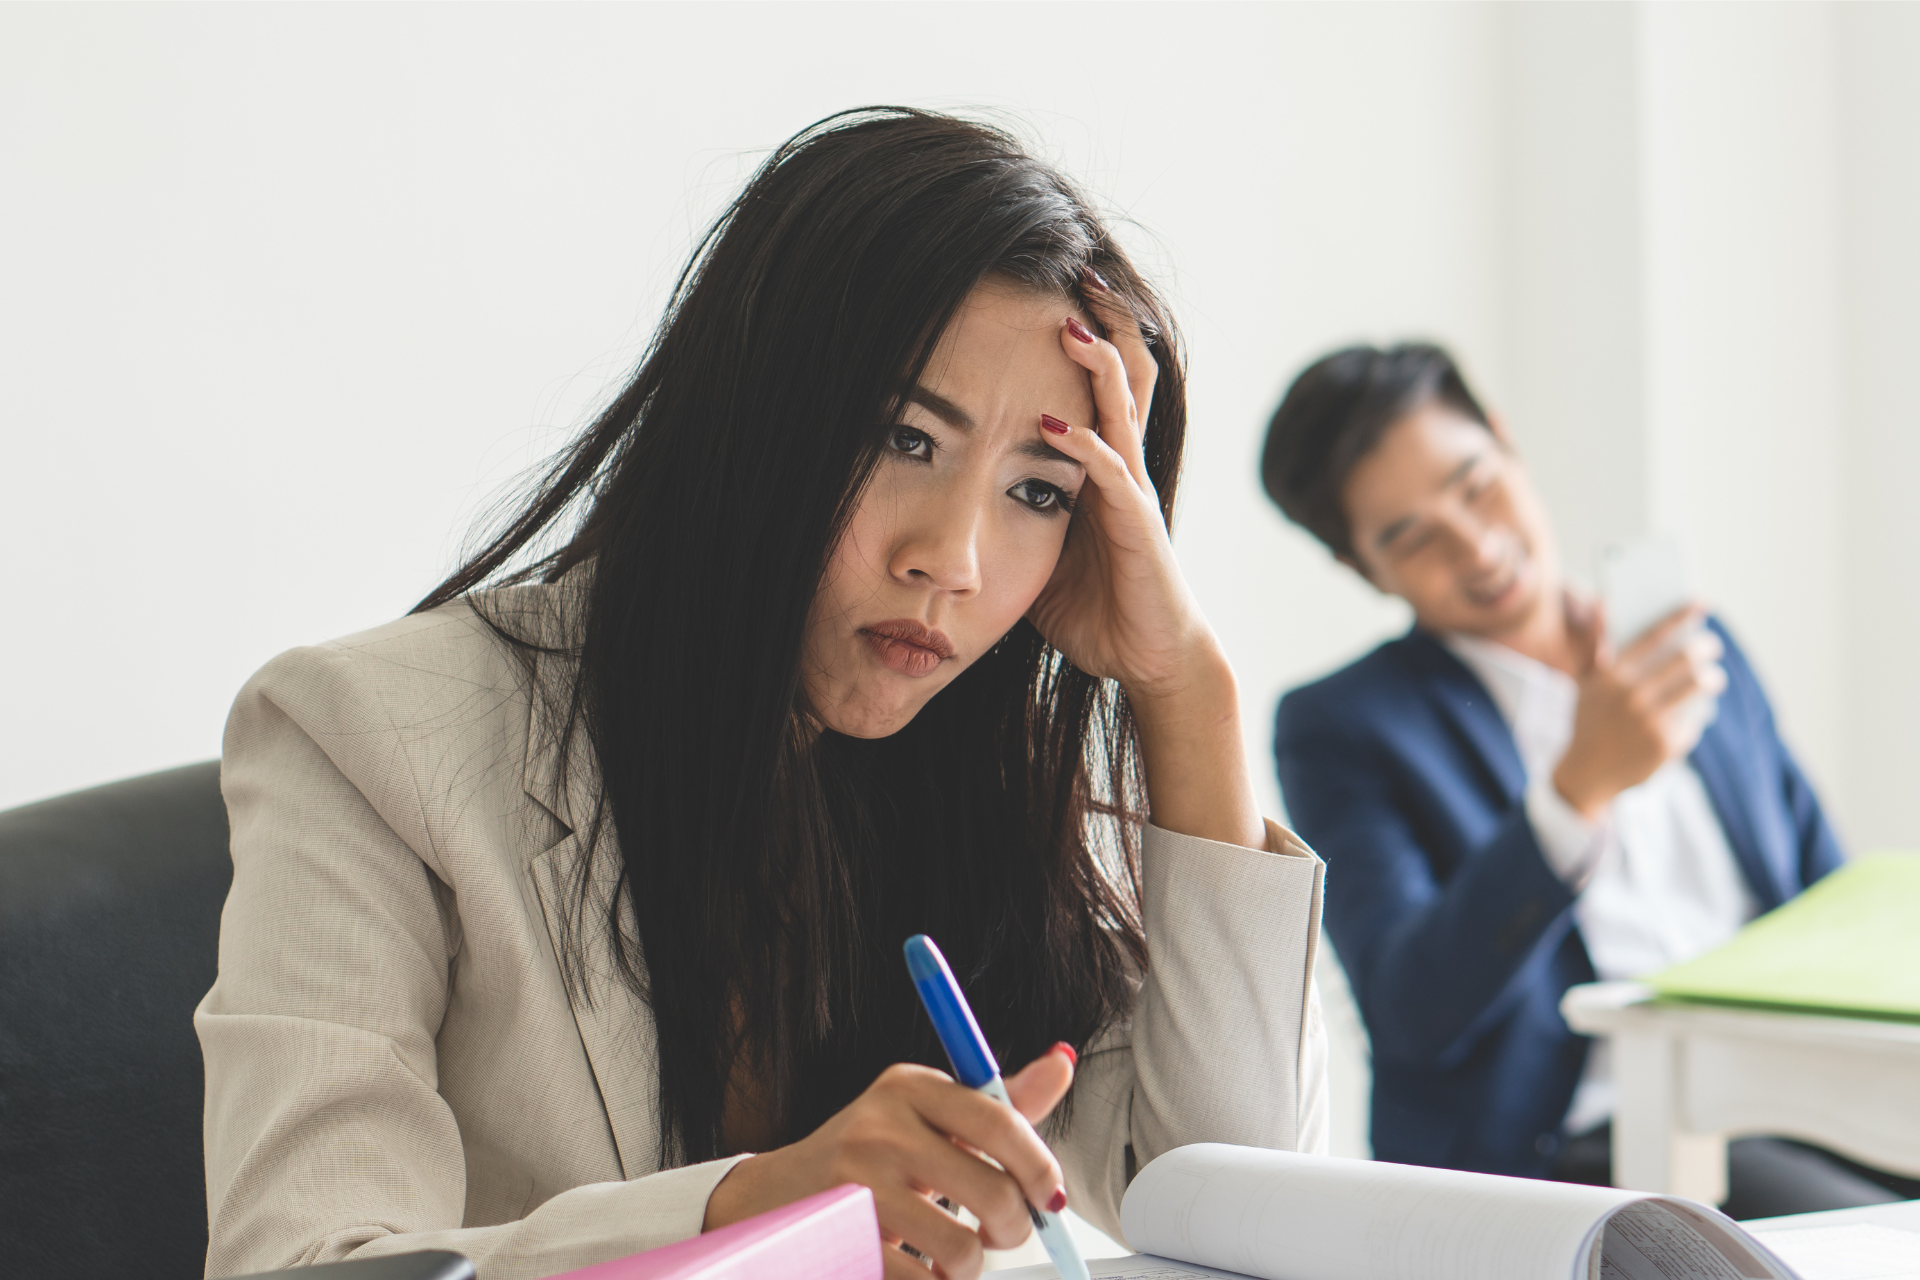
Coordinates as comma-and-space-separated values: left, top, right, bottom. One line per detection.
702, 1046, 1077, 1280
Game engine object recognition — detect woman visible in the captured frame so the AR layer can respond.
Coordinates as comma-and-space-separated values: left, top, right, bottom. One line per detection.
198, 108, 1327, 1280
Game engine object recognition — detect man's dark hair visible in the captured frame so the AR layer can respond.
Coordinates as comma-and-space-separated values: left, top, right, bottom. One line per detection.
1259, 342, 1491, 560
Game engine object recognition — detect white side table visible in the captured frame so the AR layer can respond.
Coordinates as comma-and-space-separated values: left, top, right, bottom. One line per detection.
1560, 981, 1920, 1201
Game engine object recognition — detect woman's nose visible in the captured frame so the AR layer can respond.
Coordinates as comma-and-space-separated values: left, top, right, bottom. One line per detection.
889, 501, 982, 594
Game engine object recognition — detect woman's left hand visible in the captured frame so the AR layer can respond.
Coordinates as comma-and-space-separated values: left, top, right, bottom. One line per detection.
1024, 283, 1266, 850
1024, 290, 1215, 702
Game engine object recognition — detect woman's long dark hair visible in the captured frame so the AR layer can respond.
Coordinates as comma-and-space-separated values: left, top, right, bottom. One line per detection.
417, 108, 1187, 1164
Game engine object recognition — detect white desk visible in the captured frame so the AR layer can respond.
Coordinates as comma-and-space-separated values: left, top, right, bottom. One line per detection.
1749, 1198, 1920, 1234
1746, 1199, 1920, 1280
1562, 982, 1920, 1202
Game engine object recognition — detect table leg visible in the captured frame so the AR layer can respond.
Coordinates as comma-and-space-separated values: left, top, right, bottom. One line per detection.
1614, 1029, 1675, 1191
1612, 1029, 1728, 1202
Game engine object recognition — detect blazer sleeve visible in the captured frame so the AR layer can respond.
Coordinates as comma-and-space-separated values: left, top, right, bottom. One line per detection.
1713, 620, 1846, 887
197, 649, 749, 1280
1048, 820, 1329, 1246
1275, 695, 1576, 1071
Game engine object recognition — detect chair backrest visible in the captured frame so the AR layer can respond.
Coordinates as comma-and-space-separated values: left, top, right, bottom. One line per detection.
0, 761, 230, 1279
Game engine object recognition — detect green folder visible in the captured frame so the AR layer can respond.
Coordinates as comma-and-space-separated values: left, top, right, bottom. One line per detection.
1648, 853, 1920, 1021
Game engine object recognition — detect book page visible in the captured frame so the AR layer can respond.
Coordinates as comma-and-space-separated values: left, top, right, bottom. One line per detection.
1601, 1201, 1788, 1280
1119, 1145, 1635, 1280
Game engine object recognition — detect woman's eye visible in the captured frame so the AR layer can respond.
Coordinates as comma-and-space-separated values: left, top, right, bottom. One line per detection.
889, 426, 933, 460
1010, 480, 1069, 513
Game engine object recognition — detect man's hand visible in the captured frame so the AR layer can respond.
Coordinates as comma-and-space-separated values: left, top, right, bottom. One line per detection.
1551, 599, 1726, 822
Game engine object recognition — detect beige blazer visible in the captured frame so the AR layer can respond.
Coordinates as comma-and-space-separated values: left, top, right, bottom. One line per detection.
197, 580, 1329, 1279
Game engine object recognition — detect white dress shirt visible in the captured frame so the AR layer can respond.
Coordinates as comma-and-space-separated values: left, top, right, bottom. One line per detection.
1442, 632, 1758, 1135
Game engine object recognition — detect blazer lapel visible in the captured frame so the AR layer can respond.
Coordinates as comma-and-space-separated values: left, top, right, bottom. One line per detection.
1402, 630, 1527, 802
1688, 710, 1790, 910
522, 644, 666, 1180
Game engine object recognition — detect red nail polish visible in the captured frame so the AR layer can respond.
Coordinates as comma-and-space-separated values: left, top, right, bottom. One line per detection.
1040, 414, 1070, 436
1065, 317, 1096, 344
1052, 1041, 1078, 1067
1080, 266, 1109, 292
1046, 1188, 1069, 1214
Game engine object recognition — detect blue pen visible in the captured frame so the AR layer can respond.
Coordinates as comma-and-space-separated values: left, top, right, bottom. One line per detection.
903, 934, 1091, 1280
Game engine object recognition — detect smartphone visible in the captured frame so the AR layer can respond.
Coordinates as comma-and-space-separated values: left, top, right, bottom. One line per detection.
1599, 534, 1693, 651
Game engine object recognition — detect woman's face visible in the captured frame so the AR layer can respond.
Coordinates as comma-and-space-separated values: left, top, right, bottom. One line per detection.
803, 280, 1096, 738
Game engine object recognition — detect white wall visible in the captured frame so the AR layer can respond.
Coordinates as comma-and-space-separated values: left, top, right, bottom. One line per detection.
1505, 2, 1851, 799
1835, 2, 1920, 854
1497, 2, 1918, 853
1502, 2, 1652, 565
1639, 1, 1847, 803
1, 2, 1509, 830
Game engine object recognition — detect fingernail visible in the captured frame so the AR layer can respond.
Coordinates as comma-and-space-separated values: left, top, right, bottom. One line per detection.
1040, 414, 1070, 436
1052, 1041, 1078, 1067
1080, 266, 1109, 292
1065, 317, 1096, 345
1046, 1188, 1069, 1214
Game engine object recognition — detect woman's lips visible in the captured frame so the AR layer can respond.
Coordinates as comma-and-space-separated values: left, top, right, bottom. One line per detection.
859, 619, 955, 678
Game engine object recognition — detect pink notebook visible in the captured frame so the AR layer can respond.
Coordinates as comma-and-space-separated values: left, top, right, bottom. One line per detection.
541, 1183, 881, 1280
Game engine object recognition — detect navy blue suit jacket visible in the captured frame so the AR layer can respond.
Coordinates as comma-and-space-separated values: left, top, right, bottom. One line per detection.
1274, 619, 1842, 1177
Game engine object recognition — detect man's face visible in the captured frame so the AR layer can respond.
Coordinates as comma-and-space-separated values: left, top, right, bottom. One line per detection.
1341, 401, 1560, 638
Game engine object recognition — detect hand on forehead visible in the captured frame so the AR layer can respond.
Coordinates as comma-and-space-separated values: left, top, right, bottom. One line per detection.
911, 281, 1097, 445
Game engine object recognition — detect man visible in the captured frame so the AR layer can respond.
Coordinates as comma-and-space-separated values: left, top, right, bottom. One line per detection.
1262, 343, 1909, 1217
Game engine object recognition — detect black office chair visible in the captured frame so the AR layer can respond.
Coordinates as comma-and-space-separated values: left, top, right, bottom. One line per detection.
0, 761, 231, 1279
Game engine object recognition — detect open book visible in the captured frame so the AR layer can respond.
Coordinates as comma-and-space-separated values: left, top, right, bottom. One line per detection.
990, 1144, 1822, 1280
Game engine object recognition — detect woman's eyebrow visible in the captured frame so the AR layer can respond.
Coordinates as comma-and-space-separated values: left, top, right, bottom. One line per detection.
907, 385, 975, 429
1015, 438, 1081, 467
905, 385, 1078, 467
